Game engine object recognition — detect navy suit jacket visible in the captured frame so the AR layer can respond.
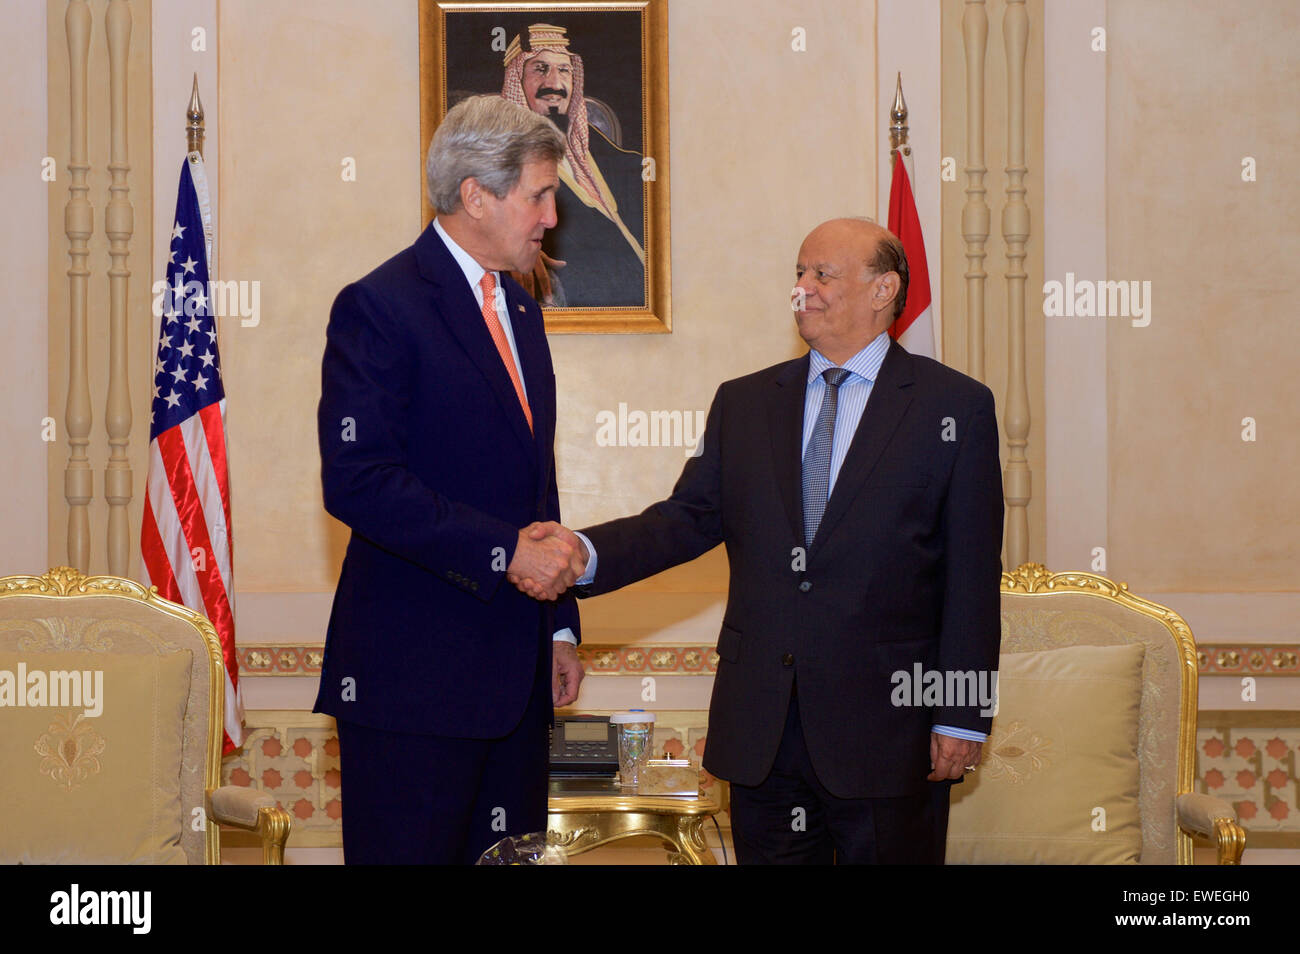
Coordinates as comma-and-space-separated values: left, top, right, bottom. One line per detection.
578, 341, 1003, 798
314, 223, 578, 738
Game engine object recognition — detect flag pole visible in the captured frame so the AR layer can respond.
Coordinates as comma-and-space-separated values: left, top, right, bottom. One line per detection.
185, 76, 214, 276
886, 72, 938, 360
186, 73, 204, 158
889, 72, 910, 169
140, 73, 242, 752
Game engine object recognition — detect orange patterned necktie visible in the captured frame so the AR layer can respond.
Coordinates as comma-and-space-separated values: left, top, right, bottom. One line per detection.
478, 271, 533, 432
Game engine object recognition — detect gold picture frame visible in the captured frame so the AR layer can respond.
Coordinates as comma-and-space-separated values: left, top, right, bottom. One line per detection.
419, 0, 671, 333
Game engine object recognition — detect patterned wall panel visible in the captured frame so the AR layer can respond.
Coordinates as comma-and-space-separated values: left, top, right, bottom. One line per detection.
1198, 712, 1300, 847
220, 711, 340, 846
221, 709, 716, 847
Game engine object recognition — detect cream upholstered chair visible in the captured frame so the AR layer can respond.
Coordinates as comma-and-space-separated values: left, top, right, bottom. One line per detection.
945, 563, 1245, 865
0, 567, 291, 864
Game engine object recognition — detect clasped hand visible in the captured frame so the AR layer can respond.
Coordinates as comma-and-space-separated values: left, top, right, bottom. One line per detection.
506, 521, 588, 601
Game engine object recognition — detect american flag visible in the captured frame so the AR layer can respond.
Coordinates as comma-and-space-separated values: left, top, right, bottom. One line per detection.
141, 152, 244, 753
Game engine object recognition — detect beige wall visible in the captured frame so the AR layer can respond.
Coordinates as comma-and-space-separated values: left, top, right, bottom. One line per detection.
1106, 0, 1300, 592
21, 0, 1295, 638
217, 0, 878, 645
217, 0, 419, 595
1043, 0, 1107, 576
1, 1, 49, 575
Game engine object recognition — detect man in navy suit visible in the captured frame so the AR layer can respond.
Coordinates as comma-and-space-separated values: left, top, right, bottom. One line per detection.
515, 219, 1004, 863
315, 96, 587, 864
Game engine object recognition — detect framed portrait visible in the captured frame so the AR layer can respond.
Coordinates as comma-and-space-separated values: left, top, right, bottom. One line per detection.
420, 0, 671, 333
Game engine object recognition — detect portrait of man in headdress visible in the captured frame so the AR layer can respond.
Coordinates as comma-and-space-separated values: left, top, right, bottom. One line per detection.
499, 23, 647, 307
428, 5, 665, 321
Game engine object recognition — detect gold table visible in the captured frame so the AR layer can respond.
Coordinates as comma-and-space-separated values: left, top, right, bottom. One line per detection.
546, 790, 722, 865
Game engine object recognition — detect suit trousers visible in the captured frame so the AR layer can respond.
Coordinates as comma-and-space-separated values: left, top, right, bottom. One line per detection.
728, 686, 953, 864
336, 640, 551, 865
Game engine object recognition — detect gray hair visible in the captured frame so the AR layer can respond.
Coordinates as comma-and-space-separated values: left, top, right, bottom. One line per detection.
833, 216, 909, 320
869, 231, 910, 321
426, 95, 566, 214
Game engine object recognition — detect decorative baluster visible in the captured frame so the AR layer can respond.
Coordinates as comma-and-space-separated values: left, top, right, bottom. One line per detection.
64, 0, 93, 571
104, 0, 134, 575
1002, 0, 1031, 567
960, 0, 989, 382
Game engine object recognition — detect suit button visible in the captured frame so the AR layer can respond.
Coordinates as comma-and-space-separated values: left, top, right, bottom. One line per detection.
798, 580, 812, 593
782, 653, 795, 667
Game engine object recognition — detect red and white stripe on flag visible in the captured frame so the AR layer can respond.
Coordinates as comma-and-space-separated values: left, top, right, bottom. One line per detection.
887, 153, 937, 359
141, 152, 244, 753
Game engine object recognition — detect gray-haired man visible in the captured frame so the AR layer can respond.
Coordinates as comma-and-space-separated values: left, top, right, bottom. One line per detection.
315, 95, 586, 864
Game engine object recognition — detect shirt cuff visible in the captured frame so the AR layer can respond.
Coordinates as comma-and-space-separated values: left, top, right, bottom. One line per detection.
573, 531, 597, 585
932, 724, 987, 742
552, 629, 578, 645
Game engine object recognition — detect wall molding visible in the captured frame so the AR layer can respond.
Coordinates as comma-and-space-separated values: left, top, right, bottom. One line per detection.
238, 641, 1300, 678
238, 642, 720, 677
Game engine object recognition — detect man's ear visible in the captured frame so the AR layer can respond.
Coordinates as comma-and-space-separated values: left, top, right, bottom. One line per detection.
459, 177, 486, 221
875, 271, 901, 312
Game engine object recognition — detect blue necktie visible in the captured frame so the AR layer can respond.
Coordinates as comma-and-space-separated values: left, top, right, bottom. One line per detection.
802, 367, 850, 547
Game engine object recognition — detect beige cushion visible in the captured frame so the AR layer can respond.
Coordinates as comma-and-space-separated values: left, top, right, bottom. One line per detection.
0, 649, 192, 864
946, 642, 1145, 864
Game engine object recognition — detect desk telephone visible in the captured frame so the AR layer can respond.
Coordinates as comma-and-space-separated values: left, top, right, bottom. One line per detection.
548, 714, 618, 776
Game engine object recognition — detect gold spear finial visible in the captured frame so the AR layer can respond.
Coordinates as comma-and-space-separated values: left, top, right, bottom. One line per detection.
889, 71, 910, 158
186, 73, 205, 158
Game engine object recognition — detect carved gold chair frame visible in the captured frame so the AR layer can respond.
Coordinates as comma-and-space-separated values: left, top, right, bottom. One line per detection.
1002, 563, 1245, 864
0, 566, 291, 864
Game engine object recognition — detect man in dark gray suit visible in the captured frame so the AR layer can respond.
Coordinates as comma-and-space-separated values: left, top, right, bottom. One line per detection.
512, 218, 1004, 863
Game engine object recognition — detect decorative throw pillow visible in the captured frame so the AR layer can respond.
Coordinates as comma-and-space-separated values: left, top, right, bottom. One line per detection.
0, 649, 193, 864
946, 642, 1145, 864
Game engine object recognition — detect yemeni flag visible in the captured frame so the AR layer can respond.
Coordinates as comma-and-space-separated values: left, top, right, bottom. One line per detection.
887, 153, 937, 358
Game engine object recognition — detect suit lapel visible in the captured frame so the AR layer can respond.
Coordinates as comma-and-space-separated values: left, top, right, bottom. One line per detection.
416, 225, 538, 459
810, 339, 916, 553
768, 356, 810, 547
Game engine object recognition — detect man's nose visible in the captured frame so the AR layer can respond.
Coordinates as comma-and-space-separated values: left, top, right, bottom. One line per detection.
540, 195, 558, 230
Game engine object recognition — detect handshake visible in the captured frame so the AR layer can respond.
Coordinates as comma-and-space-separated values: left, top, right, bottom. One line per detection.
505, 521, 589, 601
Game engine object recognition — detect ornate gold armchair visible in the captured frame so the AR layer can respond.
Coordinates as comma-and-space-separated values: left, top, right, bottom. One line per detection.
0, 567, 291, 864
946, 563, 1245, 864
